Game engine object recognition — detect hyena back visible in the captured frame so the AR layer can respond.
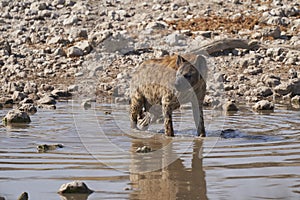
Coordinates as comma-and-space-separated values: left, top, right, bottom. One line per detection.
130, 54, 207, 137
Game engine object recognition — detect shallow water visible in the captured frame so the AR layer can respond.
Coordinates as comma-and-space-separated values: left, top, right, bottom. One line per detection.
0, 101, 300, 200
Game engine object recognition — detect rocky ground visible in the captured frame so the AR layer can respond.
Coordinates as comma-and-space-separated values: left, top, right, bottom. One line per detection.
0, 0, 300, 114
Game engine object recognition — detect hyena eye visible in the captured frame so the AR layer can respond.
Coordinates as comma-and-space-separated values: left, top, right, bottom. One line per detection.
184, 74, 192, 79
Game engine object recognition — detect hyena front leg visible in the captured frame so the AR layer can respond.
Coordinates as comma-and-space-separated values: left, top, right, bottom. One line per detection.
162, 97, 174, 137
130, 93, 144, 129
192, 90, 206, 137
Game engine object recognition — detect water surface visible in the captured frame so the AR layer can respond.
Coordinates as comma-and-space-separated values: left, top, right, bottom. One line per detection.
0, 101, 300, 199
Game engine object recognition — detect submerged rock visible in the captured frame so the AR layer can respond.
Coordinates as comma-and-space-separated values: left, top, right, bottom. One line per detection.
2, 109, 31, 124
81, 100, 91, 109
223, 100, 239, 112
17, 192, 28, 200
58, 181, 94, 194
37, 144, 63, 152
136, 146, 152, 153
253, 100, 274, 111
291, 95, 300, 105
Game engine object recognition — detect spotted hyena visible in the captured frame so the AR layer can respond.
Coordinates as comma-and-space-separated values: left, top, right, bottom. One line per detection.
130, 54, 207, 137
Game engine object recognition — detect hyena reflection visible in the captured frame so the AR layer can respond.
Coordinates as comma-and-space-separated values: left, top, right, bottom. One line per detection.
130, 54, 207, 137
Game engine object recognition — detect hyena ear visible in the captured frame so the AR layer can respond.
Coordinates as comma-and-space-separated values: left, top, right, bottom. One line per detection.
194, 55, 208, 81
176, 55, 187, 66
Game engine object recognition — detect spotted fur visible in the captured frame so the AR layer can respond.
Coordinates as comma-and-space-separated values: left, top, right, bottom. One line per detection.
130, 54, 207, 137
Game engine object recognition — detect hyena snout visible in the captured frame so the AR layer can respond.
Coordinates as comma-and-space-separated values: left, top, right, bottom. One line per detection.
174, 75, 192, 91
175, 71, 200, 92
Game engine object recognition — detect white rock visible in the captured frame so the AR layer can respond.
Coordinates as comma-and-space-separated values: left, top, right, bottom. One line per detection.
63, 15, 78, 26
253, 100, 274, 111
58, 181, 93, 194
75, 40, 92, 55
67, 46, 84, 57
38, 96, 56, 105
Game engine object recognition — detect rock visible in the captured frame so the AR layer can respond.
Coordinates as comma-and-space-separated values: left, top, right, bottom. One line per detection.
136, 146, 152, 153
40, 84, 54, 92
1, 98, 13, 108
243, 67, 263, 75
52, 0, 65, 6
58, 181, 94, 194
262, 26, 281, 39
19, 98, 34, 105
261, 74, 281, 87
146, 21, 167, 30
274, 82, 292, 96
11, 91, 27, 102
75, 40, 92, 55
63, 15, 78, 26
54, 47, 66, 57
255, 86, 273, 97
290, 79, 300, 95
70, 29, 88, 39
266, 47, 284, 58
17, 192, 28, 200
3, 109, 31, 124
291, 95, 300, 105
81, 100, 91, 109
67, 46, 84, 57
288, 68, 297, 79
47, 36, 61, 45
275, 79, 300, 96
253, 100, 274, 111
0, 39, 11, 56
38, 104, 56, 110
223, 100, 239, 112
19, 104, 37, 114
37, 144, 63, 152
51, 89, 72, 98
68, 85, 78, 92
24, 82, 38, 94
224, 84, 235, 91
165, 32, 186, 46
38, 96, 56, 105
31, 2, 47, 10
0, 103, 3, 109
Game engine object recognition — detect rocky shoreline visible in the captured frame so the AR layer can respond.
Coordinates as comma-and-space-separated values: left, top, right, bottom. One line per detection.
0, 0, 299, 117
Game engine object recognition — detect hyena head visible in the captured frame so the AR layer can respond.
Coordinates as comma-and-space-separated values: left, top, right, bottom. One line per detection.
174, 55, 201, 92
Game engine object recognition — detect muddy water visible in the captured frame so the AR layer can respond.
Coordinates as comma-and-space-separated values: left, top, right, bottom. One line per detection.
0, 101, 300, 200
